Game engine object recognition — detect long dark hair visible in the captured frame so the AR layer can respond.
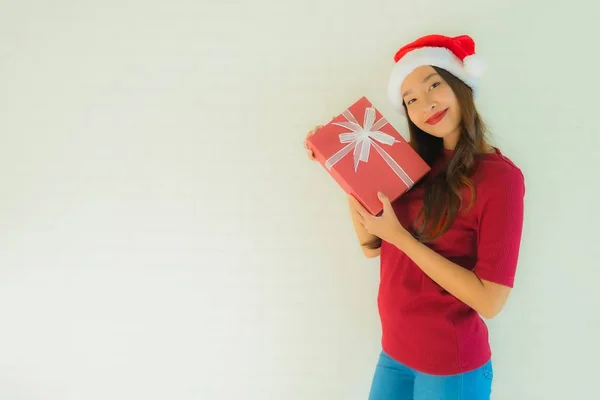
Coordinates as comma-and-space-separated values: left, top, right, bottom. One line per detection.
363, 66, 491, 249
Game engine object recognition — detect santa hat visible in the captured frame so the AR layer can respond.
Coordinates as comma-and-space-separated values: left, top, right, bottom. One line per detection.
387, 34, 485, 114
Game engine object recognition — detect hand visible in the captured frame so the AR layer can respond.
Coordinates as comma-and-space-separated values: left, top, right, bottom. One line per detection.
348, 192, 410, 245
304, 125, 323, 161
304, 116, 336, 161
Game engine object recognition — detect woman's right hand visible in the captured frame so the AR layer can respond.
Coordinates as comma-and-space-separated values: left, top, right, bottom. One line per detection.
304, 116, 336, 161
304, 124, 323, 161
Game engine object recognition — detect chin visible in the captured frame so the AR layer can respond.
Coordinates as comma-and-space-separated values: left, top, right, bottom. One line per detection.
421, 124, 454, 138
417, 107, 461, 138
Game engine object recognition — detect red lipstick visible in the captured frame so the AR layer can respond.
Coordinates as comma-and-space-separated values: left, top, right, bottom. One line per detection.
426, 109, 448, 125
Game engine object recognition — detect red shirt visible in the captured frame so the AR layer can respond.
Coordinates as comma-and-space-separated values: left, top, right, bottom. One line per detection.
379, 147, 525, 375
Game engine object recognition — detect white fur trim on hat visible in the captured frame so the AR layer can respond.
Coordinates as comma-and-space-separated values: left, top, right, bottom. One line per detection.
387, 46, 480, 115
463, 54, 485, 78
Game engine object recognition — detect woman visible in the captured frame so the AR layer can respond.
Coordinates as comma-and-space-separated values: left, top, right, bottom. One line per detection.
304, 34, 525, 399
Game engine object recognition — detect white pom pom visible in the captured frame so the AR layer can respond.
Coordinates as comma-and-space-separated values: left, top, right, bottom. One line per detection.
463, 54, 485, 78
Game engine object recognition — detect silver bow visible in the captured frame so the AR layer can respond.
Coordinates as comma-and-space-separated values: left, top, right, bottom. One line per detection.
325, 107, 414, 188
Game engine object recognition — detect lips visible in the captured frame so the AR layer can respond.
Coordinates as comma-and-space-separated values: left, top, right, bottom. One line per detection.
426, 108, 449, 125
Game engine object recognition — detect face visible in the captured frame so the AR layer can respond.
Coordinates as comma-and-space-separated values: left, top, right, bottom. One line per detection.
400, 65, 462, 143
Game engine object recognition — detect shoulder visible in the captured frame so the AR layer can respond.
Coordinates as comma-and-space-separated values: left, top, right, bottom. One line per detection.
475, 148, 524, 186
474, 148, 525, 200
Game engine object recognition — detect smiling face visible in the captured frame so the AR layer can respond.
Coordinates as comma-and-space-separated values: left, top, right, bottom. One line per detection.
400, 65, 462, 146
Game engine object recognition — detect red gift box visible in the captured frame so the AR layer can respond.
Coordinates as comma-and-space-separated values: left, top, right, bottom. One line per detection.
307, 96, 431, 216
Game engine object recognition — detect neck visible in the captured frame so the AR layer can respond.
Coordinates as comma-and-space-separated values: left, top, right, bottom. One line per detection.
442, 131, 495, 154
443, 130, 460, 150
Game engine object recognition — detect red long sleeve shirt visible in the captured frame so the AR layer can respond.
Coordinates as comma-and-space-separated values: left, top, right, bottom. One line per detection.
379, 147, 525, 375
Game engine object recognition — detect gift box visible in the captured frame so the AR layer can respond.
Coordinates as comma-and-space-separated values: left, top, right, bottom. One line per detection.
306, 96, 431, 216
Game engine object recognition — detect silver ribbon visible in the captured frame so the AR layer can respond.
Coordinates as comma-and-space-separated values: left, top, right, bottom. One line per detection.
324, 107, 414, 189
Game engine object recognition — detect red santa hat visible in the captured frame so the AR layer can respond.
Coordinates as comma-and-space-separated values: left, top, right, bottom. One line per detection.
387, 34, 485, 114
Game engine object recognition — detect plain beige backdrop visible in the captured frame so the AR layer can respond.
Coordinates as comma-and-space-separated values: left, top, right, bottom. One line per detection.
0, 0, 598, 399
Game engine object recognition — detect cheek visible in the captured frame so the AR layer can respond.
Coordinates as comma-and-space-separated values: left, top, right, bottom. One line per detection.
406, 103, 428, 124
442, 90, 460, 113
438, 89, 460, 124
407, 108, 420, 125
448, 106, 462, 126
407, 109, 427, 131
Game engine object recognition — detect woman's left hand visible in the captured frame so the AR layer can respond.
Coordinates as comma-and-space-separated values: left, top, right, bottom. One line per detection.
349, 192, 410, 245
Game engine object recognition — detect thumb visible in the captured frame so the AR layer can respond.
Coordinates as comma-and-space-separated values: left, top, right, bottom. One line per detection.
378, 192, 392, 212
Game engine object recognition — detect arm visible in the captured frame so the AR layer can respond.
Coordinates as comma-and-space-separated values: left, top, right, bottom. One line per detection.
389, 169, 525, 319
348, 196, 381, 258
390, 233, 511, 319
306, 124, 380, 258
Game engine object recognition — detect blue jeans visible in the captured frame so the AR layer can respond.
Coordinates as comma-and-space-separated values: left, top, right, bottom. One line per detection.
368, 350, 493, 400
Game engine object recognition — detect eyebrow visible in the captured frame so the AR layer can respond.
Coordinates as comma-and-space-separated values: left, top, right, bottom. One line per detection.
402, 73, 439, 98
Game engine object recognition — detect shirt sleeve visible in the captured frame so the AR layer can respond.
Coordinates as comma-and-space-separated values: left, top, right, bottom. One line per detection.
473, 167, 526, 288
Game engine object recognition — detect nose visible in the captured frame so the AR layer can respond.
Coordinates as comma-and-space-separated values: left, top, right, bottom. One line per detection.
424, 101, 437, 115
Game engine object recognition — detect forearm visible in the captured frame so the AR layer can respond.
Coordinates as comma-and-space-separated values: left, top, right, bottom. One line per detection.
348, 197, 378, 247
391, 230, 494, 318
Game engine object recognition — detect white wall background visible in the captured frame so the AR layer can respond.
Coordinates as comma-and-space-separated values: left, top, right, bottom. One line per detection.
0, 0, 598, 399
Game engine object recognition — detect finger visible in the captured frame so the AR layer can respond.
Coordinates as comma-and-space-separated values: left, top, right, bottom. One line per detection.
347, 195, 359, 210
350, 196, 370, 219
348, 194, 360, 208
305, 128, 319, 147
348, 196, 364, 219
305, 130, 314, 141
304, 136, 311, 149
308, 125, 323, 136
377, 192, 393, 213
354, 207, 366, 225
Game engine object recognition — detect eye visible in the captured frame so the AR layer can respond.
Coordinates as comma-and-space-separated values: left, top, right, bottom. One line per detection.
430, 81, 441, 90
406, 98, 416, 105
